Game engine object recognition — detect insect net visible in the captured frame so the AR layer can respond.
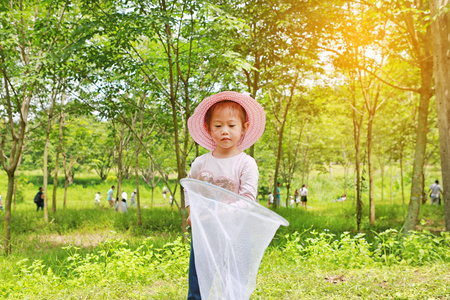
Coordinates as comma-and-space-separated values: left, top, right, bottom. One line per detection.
181, 179, 289, 300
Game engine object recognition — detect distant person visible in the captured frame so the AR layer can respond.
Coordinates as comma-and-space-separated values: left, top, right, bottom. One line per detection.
162, 186, 168, 201
95, 192, 101, 206
0, 194, 3, 211
107, 185, 115, 208
428, 180, 443, 206
34, 187, 44, 212
130, 190, 137, 207
268, 192, 274, 207
294, 189, 300, 207
336, 194, 346, 202
114, 197, 128, 213
289, 196, 295, 207
169, 193, 173, 204
300, 184, 308, 209
421, 192, 428, 205
122, 190, 128, 205
276, 182, 281, 206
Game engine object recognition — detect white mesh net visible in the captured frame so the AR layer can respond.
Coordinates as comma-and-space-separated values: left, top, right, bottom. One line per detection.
181, 179, 289, 300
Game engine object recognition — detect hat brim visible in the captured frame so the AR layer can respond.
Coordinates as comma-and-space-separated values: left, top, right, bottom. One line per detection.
188, 91, 266, 151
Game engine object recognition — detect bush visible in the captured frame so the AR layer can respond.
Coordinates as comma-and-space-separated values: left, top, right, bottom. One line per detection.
3, 229, 450, 299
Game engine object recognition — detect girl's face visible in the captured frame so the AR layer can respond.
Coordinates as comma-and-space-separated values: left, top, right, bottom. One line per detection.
207, 108, 249, 155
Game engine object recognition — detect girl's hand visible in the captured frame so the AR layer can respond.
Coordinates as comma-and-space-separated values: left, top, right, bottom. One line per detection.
187, 215, 191, 227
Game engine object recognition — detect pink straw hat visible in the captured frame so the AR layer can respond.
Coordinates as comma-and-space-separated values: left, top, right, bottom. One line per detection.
188, 91, 266, 151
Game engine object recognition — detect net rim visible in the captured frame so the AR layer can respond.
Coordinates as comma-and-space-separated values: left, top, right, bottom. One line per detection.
181, 178, 289, 226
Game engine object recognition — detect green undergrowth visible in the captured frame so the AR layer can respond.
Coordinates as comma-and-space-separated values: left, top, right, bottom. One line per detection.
1, 229, 450, 299
3, 207, 181, 236
1, 202, 445, 253
274, 202, 445, 244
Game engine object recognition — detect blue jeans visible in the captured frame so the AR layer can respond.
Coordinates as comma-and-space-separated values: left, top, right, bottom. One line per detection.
188, 240, 201, 300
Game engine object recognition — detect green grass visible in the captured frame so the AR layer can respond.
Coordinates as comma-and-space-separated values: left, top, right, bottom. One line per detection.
0, 169, 448, 299
1, 229, 450, 299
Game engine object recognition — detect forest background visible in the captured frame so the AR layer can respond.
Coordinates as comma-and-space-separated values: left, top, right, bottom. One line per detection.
1, 0, 450, 298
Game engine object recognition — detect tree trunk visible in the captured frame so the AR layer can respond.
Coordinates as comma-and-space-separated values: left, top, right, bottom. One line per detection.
248, 145, 255, 158
400, 148, 405, 205
43, 91, 57, 219
151, 187, 155, 208
63, 154, 68, 208
270, 77, 297, 209
353, 168, 356, 206
272, 131, 284, 209
116, 127, 124, 213
62, 153, 73, 209
13, 178, 17, 210
421, 169, 426, 204
246, 52, 261, 160
343, 150, 349, 195
135, 134, 142, 226
3, 172, 15, 254
344, 165, 348, 196
380, 158, 384, 202
390, 157, 394, 204
43, 130, 50, 222
52, 94, 65, 213
367, 113, 375, 225
403, 46, 433, 232
431, 0, 450, 231
159, 1, 189, 237
64, 178, 68, 208
1, 34, 34, 256
350, 77, 364, 231
285, 184, 291, 207
52, 143, 61, 213
355, 141, 362, 231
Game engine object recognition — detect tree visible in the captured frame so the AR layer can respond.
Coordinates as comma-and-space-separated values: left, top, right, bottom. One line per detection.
430, 0, 450, 231
141, 160, 162, 208
360, 72, 385, 225
112, 121, 129, 213
0, 0, 69, 254
267, 74, 299, 209
39, 83, 59, 220
349, 0, 434, 232
222, 0, 336, 158
74, 0, 249, 234
87, 129, 115, 180
60, 115, 97, 207
278, 86, 325, 206
51, 92, 66, 214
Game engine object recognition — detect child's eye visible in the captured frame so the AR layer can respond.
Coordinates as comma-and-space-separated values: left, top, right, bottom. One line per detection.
215, 125, 221, 128
229, 125, 235, 127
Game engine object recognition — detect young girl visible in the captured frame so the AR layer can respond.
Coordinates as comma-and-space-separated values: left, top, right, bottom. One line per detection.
268, 191, 274, 206
94, 192, 101, 206
294, 189, 300, 207
185, 91, 265, 300
289, 195, 295, 207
